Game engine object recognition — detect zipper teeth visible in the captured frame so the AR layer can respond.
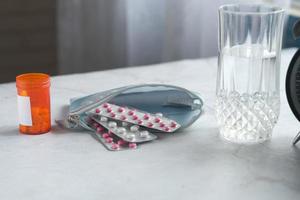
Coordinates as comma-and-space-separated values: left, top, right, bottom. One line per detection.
69, 86, 127, 116
70, 85, 201, 116
70, 94, 203, 117
69, 95, 113, 116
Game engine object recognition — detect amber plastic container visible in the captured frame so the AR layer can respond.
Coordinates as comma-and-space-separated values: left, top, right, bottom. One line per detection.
16, 73, 51, 134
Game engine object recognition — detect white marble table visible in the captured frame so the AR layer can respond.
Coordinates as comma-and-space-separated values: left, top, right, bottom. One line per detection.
0, 49, 300, 200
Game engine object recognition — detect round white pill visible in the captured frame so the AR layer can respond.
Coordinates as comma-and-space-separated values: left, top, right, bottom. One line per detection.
108, 121, 117, 128
117, 127, 127, 135
125, 134, 135, 140
100, 117, 108, 122
140, 131, 149, 138
130, 125, 139, 132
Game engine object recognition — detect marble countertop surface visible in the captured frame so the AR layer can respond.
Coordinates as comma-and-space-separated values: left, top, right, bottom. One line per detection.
0, 49, 300, 200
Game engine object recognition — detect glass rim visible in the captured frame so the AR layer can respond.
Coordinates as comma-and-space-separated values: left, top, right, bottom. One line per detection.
219, 3, 284, 15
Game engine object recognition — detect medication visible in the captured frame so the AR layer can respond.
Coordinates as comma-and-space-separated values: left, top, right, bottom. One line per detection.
140, 131, 150, 138
81, 116, 136, 151
16, 73, 51, 134
90, 103, 181, 133
128, 143, 137, 149
90, 115, 157, 143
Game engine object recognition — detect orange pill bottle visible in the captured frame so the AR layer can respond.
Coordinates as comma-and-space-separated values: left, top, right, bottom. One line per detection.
16, 73, 51, 134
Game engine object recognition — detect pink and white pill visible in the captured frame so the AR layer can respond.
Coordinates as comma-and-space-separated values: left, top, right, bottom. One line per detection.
117, 140, 127, 146
107, 107, 112, 113
102, 133, 110, 138
132, 115, 138, 120
118, 107, 125, 113
130, 125, 139, 132
147, 122, 153, 128
164, 127, 170, 132
105, 137, 113, 143
111, 143, 120, 150
137, 119, 143, 125
143, 114, 150, 120
103, 103, 109, 108
120, 115, 127, 120
110, 113, 116, 118
154, 118, 161, 123
159, 123, 165, 128
128, 143, 137, 149
128, 110, 135, 116
95, 108, 100, 113
170, 122, 177, 128
96, 126, 104, 133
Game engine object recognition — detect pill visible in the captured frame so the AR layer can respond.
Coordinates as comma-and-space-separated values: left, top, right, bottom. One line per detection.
118, 107, 125, 113
117, 140, 127, 146
107, 107, 112, 113
164, 127, 170, 132
154, 118, 161, 123
170, 122, 177, 128
159, 123, 165, 128
143, 114, 150, 120
117, 127, 127, 135
120, 115, 127, 121
108, 121, 117, 128
125, 134, 135, 140
137, 120, 143, 125
102, 133, 110, 138
130, 125, 139, 132
103, 103, 109, 108
95, 108, 100, 113
147, 122, 153, 128
100, 117, 108, 122
128, 110, 134, 116
140, 131, 149, 138
96, 126, 104, 133
105, 137, 113, 143
110, 113, 116, 118
111, 143, 120, 150
128, 143, 137, 149
132, 115, 138, 120
122, 121, 128, 126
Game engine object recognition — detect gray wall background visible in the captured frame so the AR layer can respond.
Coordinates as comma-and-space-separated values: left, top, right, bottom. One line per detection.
0, 0, 290, 82
57, 0, 243, 74
57, 0, 290, 74
0, 0, 56, 83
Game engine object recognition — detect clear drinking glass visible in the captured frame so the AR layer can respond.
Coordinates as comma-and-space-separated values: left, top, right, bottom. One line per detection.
216, 4, 285, 143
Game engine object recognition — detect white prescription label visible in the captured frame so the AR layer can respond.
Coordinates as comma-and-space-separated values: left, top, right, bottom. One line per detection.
17, 95, 32, 126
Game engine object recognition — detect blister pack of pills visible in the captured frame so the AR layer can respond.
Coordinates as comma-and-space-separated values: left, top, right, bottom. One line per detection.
88, 103, 181, 133
80, 116, 138, 151
89, 115, 157, 143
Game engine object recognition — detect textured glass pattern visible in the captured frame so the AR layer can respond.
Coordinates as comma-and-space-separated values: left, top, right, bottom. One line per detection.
216, 4, 285, 143
216, 91, 280, 143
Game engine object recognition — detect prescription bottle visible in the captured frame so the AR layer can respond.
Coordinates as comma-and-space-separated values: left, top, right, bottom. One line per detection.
16, 73, 51, 134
